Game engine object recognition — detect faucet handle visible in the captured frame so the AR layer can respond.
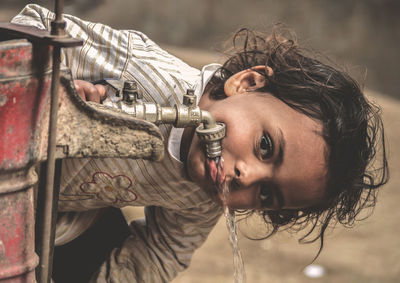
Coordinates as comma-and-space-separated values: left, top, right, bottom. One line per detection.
183, 89, 196, 107
123, 81, 142, 104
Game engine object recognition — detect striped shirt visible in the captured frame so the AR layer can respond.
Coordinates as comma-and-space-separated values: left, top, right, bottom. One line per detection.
12, 4, 222, 283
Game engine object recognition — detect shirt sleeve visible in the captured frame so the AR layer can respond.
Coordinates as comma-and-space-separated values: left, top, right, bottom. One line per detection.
11, 4, 48, 29
91, 204, 221, 283
11, 4, 130, 81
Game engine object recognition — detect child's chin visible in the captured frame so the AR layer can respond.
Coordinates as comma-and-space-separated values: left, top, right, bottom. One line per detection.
203, 185, 221, 205
213, 194, 224, 207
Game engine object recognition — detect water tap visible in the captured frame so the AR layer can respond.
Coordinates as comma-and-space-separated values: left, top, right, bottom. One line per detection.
195, 115, 225, 159
99, 80, 226, 159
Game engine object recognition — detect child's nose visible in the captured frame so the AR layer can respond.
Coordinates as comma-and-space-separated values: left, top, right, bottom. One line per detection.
234, 160, 273, 187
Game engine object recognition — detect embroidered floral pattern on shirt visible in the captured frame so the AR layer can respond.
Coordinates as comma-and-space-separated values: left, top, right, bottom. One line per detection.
76, 171, 137, 204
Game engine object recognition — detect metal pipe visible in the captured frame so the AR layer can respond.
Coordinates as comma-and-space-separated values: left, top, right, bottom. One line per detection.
200, 110, 217, 129
37, 1, 64, 282
37, 43, 61, 283
54, 0, 64, 23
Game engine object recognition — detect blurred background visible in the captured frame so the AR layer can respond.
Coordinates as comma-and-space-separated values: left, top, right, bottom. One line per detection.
1, 1, 399, 282
2, 0, 399, 98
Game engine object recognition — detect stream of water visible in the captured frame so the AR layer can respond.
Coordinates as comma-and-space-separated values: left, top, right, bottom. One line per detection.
215, 158, 246, 283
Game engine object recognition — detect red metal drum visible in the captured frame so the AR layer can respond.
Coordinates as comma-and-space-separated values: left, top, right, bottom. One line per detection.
0, 39, 52, 282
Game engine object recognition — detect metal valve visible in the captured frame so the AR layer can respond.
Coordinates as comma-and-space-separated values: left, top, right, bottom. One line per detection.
122, 81, 142, 104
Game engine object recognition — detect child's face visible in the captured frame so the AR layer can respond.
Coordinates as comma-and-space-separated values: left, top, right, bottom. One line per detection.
185, 91, 328, 211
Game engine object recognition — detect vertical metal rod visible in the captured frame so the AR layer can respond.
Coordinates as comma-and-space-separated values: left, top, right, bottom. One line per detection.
37, 1, 65, 282
37, 44, 61, 283
54, 0, 64, 23
47, 159, 63, 280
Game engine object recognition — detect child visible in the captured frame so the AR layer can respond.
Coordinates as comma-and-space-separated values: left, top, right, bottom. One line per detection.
11, 4, 388, 283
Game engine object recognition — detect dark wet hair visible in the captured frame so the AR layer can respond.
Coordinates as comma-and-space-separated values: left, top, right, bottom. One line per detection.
208, 27, 389, 258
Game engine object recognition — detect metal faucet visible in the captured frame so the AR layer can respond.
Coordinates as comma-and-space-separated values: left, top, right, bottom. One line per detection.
101, 80, 226, 159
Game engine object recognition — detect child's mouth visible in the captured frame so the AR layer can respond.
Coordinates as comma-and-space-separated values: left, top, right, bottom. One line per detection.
206, 158, 225, 188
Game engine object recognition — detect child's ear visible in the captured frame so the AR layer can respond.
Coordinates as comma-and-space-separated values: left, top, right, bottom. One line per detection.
224, 65, 273, 97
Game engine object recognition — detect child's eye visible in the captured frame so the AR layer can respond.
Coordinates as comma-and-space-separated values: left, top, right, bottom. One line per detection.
260, 185, 273, 207
259, 134, 274, 160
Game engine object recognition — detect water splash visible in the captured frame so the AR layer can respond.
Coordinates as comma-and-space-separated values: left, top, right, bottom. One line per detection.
214, 157, 246, 283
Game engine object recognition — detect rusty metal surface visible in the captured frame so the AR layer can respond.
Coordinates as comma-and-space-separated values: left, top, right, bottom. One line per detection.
0, 38, 51, 283
0, 39, 49, 79
0, 168, 39, 282
0, 40, 52, 171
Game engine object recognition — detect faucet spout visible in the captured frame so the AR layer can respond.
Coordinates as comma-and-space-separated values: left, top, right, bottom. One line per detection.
195, 111, 225, 159
200, 110, 217, 129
